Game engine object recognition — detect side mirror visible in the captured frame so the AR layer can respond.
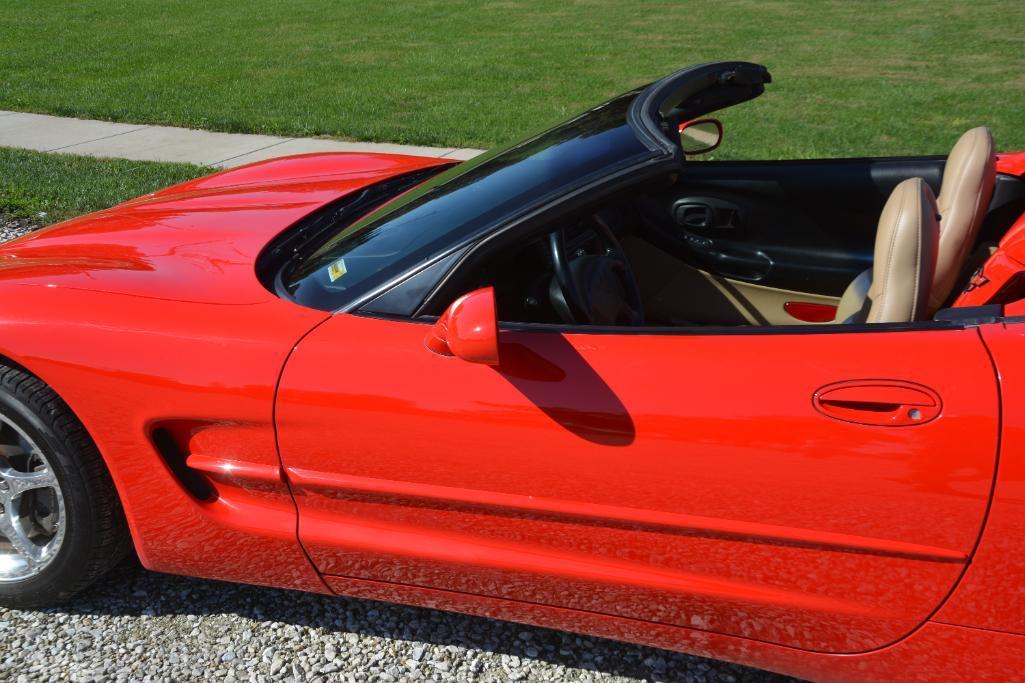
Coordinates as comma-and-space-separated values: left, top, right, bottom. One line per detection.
678, 118, 723, 155
425, 286, 499, 365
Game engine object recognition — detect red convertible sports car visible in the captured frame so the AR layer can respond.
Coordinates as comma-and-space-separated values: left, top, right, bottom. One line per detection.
2, 61, 1025, 680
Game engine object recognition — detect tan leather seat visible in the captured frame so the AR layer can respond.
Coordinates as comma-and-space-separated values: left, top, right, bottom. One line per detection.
837, 177, 940, 324
928, 127, 996, 313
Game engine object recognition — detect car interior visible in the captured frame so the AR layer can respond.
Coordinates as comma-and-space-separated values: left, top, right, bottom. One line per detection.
467, 125, 1025, 329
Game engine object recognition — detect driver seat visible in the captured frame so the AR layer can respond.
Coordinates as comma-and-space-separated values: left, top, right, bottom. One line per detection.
836, 178, 940, 324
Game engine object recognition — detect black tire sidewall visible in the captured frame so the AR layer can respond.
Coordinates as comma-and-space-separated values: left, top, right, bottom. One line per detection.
0, 384, 99, 603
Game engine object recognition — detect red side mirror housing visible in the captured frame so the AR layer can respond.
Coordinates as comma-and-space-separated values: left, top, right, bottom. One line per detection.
425, 286, 500, 365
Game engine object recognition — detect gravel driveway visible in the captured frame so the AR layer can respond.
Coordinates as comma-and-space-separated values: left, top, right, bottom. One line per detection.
0, 558, 794, 682
0, 214, 38, 243
0, 214, 791, 683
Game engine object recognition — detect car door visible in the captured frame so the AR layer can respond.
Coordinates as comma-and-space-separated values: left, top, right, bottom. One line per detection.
275, 313, 998, 653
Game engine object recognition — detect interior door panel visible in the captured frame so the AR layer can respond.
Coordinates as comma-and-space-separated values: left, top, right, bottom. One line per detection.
639, 156, 950, 297
622, 235, 840, 325
276, 313, 998, 654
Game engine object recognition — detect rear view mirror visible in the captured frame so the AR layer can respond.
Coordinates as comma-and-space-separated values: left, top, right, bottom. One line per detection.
678, 118, 723, 155
425, 286, 500, 365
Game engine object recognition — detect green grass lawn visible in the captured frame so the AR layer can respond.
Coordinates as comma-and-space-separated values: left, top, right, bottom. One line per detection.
0, 148, 208, 224
2, 1, 1024, 159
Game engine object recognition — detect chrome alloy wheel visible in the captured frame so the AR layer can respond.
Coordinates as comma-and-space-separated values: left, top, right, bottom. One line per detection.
0, 412, 65, 582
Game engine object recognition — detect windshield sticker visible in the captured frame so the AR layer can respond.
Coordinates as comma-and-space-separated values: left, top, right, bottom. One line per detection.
327, 258, 348, 282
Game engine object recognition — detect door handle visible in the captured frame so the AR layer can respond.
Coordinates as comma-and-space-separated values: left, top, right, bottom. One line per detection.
674, 199, 742, 231
813, 380, 942, 426
678, 203, 714, 229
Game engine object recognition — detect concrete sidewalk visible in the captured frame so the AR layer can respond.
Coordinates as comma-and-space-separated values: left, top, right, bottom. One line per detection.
0, 111, 484, 167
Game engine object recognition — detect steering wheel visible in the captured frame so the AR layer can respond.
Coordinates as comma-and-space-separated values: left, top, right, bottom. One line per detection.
548, 212, 645, 326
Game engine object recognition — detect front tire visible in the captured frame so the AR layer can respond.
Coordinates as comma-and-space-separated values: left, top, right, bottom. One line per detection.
0, 363, 129, 608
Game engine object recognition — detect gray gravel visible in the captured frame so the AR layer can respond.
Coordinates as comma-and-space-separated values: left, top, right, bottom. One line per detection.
0, 558, 794, 682
0, 213, 791, 682
0, 213, 40, 242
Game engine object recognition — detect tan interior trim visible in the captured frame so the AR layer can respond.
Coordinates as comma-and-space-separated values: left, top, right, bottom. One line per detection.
620, 234, 841, 326
712, 275, 840, 325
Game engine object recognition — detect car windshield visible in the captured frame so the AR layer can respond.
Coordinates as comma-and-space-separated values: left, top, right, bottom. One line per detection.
282, 90, 654, 311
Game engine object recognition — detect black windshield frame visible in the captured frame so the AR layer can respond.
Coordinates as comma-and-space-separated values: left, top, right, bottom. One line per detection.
280, 91, 657, 312
275, 61, 771, 314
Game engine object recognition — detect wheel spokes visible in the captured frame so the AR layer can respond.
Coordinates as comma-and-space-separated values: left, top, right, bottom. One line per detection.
0, 465, 59, 567
0, 414, 65, 581
1, 468, 58, 498
0, 508, 41, 565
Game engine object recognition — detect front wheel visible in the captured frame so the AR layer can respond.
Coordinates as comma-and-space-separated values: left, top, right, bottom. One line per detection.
0, 364, 129, 608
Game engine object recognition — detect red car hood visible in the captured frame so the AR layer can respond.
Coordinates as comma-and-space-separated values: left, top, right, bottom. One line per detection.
0, 153, 451, 305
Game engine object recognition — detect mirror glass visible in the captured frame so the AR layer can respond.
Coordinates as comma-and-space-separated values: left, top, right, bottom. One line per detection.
679, 119, 722, 155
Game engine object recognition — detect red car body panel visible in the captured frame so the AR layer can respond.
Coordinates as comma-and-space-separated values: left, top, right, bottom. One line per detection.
0, 153, 448, 592
996, 151, 1025, 178
934, 320, 1025, 634
276, 314, 998, 654
0, 149, 1023, 679
954, 212, 1025, 308
0, 152, 451, 305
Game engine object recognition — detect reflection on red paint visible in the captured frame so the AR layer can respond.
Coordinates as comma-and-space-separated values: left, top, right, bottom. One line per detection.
0, 153, 447, 593
277, 313, 997, 653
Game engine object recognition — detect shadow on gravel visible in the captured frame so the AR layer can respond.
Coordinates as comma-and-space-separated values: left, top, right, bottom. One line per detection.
51, 557, 796, 682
